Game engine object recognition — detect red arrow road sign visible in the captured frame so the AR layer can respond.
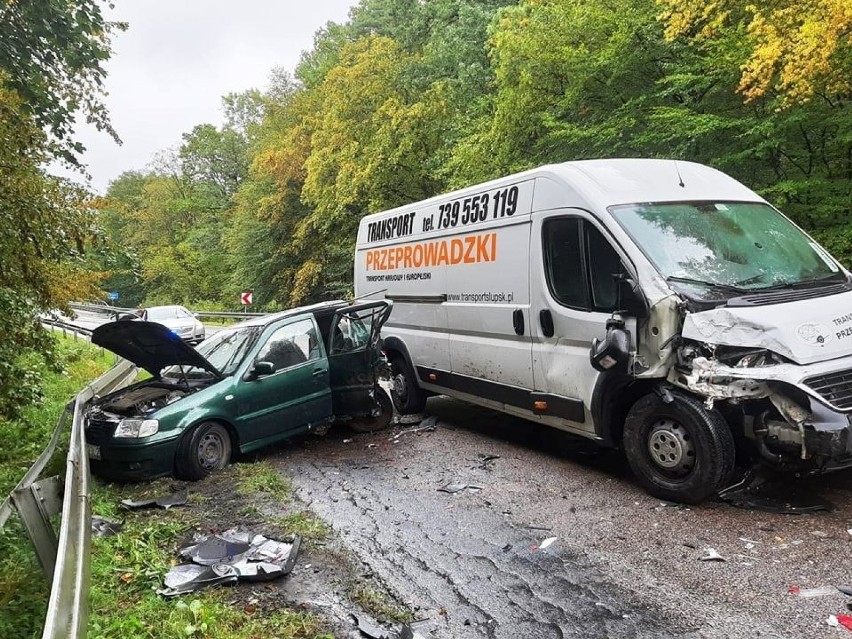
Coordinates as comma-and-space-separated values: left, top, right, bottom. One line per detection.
240, 291, 253, 305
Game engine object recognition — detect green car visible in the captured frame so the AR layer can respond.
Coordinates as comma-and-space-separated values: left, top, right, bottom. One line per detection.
86, 300, 393, 481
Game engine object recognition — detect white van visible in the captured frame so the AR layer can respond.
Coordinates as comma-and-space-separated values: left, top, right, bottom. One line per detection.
354, 159, 852, 503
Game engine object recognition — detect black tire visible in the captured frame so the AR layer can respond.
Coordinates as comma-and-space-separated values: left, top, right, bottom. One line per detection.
389, 354, 426, 414
176, 422, 232, 480
349, 388, 394, 433
623, 391, 735, 504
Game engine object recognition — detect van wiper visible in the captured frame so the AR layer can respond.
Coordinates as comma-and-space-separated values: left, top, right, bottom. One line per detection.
748, 273, 848, 292
666, 276, 748, 294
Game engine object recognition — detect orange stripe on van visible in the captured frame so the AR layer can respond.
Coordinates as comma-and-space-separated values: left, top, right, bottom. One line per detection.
364, 232, 498, 271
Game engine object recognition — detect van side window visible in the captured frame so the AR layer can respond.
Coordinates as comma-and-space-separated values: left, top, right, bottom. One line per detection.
585, 224, 624, 312
543, 218, 588, 309
543, 217, 626, 313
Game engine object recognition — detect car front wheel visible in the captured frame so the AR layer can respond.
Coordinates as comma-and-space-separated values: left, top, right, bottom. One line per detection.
623, 390, 735, 504
176, 422, 232, 480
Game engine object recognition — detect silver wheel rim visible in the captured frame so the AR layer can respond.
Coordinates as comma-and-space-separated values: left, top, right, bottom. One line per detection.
393, 372, 409, 404
647, 418, 695, 474
197, 430, 226, 471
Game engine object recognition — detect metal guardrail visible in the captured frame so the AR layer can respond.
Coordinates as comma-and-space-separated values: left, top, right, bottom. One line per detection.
1, 324, 137, 639
69, 302, 267, 320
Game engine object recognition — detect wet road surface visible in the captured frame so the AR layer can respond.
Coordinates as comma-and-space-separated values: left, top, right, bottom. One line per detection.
270, 396, 852, 638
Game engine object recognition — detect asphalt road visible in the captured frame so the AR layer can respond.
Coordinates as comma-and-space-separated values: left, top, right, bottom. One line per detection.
270, 396, 852, 639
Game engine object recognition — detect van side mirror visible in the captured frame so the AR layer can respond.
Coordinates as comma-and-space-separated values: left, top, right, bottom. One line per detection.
590, 319, 630, 373
616, 276, 647, 318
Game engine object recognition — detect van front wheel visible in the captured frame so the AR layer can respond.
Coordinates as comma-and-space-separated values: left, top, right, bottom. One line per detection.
623, 391, 735, 504
389, 355, 426, 414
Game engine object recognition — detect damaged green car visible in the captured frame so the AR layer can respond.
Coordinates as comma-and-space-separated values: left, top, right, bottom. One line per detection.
85, 300, 393, 481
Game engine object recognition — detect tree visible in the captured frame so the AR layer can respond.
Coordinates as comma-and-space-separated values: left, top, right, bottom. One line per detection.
0, 0, 126, 164
659, 0, 852, 104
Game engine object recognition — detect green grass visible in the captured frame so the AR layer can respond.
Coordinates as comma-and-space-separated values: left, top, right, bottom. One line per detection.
348, 584, 413, 625
273, 512, 331, 544
233, 461, 292, 500
0, 335, 115, 639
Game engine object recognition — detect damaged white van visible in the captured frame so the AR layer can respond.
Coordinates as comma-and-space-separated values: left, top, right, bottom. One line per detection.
354, 159, 852, 503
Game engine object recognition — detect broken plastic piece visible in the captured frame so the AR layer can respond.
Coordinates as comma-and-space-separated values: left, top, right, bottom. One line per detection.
437, 482, 481, 494
837, 614, 852, 631
837, 585, 852, 597
699, 548, 726, 562
718, 469, 834, 514
91, 515, 122, 537
538, 537, 557, 550
121, 489, 188, 510
157, 564, 239, 597
161, 529, 302, 596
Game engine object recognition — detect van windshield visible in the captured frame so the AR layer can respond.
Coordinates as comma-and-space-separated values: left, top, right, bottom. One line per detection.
609, 201, 844, 295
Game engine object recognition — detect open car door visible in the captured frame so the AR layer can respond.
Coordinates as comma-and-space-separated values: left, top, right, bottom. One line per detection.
328, 300, 393, 416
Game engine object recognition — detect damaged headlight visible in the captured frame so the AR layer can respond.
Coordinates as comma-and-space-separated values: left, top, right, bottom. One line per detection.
114, 419, 159, 438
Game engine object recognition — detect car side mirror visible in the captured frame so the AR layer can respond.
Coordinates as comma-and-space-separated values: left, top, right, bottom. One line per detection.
245, 361, 275, 381
590, 319, 630, 373
115, 312, 138, 321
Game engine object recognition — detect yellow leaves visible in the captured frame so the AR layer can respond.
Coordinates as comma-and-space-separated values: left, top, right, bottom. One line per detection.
658, 0, 852, 104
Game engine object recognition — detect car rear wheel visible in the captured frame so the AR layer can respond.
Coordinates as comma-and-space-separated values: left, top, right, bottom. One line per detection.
389, 355, 426, 414
623, 390, 735, 504
176, 422, 232, 480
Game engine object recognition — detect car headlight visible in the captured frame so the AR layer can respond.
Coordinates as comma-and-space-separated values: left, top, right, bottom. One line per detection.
114, 419, 159, 438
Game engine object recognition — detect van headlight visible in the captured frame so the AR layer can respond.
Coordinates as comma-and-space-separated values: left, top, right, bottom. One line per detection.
114, 419, 159, 438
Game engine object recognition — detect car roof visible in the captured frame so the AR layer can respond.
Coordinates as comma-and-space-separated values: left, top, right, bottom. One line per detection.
229, 299, 350, 329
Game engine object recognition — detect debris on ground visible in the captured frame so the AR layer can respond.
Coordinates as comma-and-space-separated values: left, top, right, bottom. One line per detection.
352, 612, 427, 639
390, 420, 438, 443
91, 515, 122, 537
473, 454, 500, 471
698, 548, 726, 562
534, 537, 557, 551
437, 482, 482, 494
838, 585, 852, 597
120, 489, 188, 510
718, 469, 834, 514
828, 614, 852, 630
158, 528, 301, 596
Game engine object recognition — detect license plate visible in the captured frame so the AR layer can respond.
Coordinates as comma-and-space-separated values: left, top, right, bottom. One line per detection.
86, 444, 101, 460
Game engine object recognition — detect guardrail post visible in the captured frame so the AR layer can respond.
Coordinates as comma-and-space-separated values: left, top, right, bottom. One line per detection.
11, 476, 64, 581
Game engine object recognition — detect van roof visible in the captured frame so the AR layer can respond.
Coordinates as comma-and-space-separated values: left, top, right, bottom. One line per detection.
359, 158, 762, 223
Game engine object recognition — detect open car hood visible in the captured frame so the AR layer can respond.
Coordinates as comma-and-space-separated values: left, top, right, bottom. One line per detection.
92, 321, 222, 378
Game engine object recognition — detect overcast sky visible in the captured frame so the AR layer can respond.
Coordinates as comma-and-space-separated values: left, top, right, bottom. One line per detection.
57, 0, 357, 193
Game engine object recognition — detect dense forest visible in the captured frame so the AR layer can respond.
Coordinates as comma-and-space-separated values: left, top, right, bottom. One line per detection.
96, 0, 852, 310
0, 0, 849, 416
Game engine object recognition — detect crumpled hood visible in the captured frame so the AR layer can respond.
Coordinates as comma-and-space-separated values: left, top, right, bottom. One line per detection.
682, 290, 852, 365
92, 321, 221, 378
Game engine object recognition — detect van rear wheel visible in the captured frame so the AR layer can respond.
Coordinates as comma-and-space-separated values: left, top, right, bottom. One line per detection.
389, 355, 426, 414
623, 391, 735, 504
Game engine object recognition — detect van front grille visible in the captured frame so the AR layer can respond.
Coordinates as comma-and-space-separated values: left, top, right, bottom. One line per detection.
804, 369, 852, 411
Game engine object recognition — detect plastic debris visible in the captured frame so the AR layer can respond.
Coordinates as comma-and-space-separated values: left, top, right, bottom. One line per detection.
837, 614, 852, 630
121, 489, 188, 510
91, 515, 122, 537
718, 468, 834, 514
390, 420, 438, 442
474, 454, 500, 470
438, 482, 482, 494
699, 548, 726, 562
829, 616, 840, 628
159, 529, 301, 596
538, 537, 557, 550
837, 585, 852, 597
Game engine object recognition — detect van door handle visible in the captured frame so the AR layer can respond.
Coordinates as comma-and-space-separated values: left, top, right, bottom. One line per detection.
512, 309, 524, 335
312, 368, 328, 377
539, 309, 554, 338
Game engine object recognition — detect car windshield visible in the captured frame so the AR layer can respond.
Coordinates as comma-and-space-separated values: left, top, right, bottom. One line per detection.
163, 326, 258, 379
609, 201, 843, 296
148, 306, 192, 321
